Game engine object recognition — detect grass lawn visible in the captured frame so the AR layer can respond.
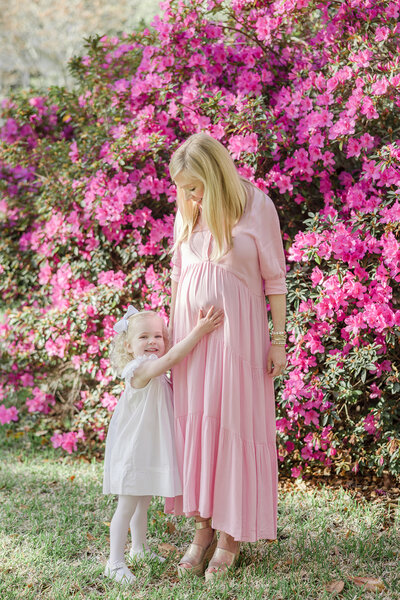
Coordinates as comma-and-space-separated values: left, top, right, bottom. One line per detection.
0, 430, 399, 600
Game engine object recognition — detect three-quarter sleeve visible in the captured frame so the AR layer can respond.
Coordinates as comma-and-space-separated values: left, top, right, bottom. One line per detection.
171, 209, 183, 283
253, 192, 287, 295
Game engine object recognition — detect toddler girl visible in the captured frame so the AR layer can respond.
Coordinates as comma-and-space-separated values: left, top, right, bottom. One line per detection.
103, 304, 223, 584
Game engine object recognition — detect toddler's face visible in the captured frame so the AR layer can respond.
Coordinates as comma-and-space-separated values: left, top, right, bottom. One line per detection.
174, 170, 204, 206
126, 315, 166, 358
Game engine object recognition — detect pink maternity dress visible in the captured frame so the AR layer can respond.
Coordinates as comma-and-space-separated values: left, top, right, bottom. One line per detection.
165, 185, 287, 542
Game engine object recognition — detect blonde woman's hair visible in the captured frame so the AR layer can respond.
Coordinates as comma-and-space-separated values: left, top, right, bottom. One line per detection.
169, 133, 248, 261
109, 311, 169, 376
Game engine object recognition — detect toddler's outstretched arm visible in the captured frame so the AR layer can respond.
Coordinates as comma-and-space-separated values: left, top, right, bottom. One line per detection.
132, 306, 223, 388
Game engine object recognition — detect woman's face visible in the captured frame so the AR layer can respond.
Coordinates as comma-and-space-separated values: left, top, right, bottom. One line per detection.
174, 171, 204, 206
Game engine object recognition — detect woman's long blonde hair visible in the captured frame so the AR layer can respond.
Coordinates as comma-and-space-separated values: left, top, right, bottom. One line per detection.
169, 133, 248, 261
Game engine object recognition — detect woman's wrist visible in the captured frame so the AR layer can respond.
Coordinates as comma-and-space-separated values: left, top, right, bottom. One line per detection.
270, 329, 287, 346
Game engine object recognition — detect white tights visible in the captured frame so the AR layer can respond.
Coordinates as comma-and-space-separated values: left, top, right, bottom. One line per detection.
109, 495, 151, 566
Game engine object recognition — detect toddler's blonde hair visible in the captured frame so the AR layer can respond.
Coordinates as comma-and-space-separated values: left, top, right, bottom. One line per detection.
169, 133, 249, 261
109, 311, 169, 376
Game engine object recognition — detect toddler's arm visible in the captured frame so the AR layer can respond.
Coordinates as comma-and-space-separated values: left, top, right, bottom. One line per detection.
132, 306, 223, 388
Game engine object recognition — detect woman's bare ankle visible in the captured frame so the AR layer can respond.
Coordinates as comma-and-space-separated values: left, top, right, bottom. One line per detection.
193, 516, 214, 546
217, 532, 239, 553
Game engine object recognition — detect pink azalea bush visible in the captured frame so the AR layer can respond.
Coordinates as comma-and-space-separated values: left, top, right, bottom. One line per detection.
0, 0, 399, 476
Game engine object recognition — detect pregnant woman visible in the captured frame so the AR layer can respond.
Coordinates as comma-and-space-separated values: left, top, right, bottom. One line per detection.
165, 133, 287, 581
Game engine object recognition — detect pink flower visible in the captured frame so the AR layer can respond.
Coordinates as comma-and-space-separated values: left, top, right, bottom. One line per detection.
228, 133, 258, 159
0, 404, 19, 425
45, 335, 70, 359
38, 261, 52, 285
369, 384, 382, 399
286, 441, 295, 453
346, 138, 361, 158
69, 141, 79, 162
255, 16, 279, 41
386, 2, 399, 18
310, 267, 324, 286
26, 387, 55, 414
360, 97, 379, 119
291, 466, 303, 478
98, 270, 126, 289
51, 430, 86, 454
359, 133, 375, 150
371, 78, 389, 96
363, 413, 377, 435
101, 392, 118, 411
45, 213, 65, 239
328, 116, 356, 139
375, 26, 390, 42
20, 373, 34, 387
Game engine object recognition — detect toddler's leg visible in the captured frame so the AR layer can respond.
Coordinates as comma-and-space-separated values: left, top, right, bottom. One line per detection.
129, 495, 151, 553
106, 495, 138, 583
129, 496, 165, 562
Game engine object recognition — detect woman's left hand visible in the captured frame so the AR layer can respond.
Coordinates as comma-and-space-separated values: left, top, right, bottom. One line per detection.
266, 345, 286, 377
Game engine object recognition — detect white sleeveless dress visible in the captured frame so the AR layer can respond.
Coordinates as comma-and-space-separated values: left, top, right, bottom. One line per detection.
103, 355, 182, 497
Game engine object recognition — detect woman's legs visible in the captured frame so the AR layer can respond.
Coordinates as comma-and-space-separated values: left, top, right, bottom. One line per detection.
178, 516, 216, 573
205, 530, 240, 579
129, 495, 151, 553
215, 531, 239, 554
190, 516, 215, 549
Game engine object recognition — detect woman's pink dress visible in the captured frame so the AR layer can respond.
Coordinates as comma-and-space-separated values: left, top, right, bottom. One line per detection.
165, 186, 287, 542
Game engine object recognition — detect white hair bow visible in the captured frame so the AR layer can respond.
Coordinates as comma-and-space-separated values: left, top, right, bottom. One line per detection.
113, 305, 139, 334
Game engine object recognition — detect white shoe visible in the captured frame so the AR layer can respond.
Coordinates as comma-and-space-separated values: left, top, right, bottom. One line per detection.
104, 561, 136, 584
129, 547, 166, 563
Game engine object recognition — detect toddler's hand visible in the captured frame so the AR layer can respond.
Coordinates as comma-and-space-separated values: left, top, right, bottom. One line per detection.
197, 306, 224, 334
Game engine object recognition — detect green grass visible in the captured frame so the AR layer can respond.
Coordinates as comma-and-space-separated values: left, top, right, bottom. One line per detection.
0, 430, 399, 599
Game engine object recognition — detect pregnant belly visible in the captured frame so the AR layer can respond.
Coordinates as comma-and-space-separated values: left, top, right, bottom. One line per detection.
176, 262, 268, 367
178, 263, 225, 315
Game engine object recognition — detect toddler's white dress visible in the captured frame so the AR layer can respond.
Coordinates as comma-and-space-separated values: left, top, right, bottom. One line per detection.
103, 355, 182, 497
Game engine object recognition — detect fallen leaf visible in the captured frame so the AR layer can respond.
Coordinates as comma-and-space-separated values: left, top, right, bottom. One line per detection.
103, 521, 111, 527
86, 532, 95, 541
325, 580, 345, 594
165, 521, 176, 534
345, 529, 353, 538
158, 542, 179, 556
350, 576, 386, 592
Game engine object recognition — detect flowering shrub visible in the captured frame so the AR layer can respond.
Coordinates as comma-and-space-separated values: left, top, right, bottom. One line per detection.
0, 0, 399, 476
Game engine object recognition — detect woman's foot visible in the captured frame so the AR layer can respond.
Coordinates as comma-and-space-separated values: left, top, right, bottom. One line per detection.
205, 533, 240, 582
177, 517, 217, 577
104, 560, 136, 584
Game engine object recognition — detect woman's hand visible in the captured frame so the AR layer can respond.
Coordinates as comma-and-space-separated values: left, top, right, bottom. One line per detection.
266, 345, 286, 377
196, 306, 224, 335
